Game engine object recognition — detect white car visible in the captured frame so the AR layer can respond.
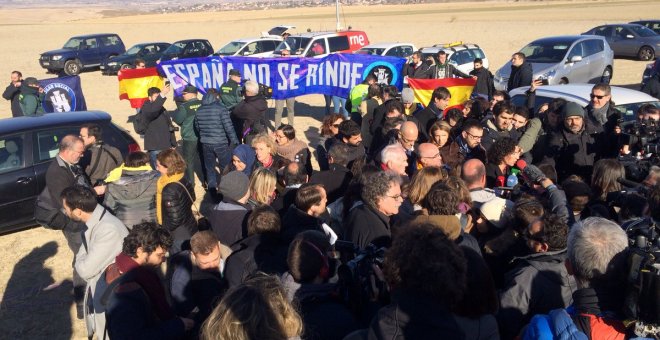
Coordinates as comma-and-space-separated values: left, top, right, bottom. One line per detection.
215, 25, 296, 57
355, 43, 416, 58
420, 42, 489, 75
508, 84, 659, 122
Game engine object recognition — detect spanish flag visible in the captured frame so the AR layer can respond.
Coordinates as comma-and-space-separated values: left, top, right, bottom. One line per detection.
118, 67, 164, 109
408, 78, 476, 111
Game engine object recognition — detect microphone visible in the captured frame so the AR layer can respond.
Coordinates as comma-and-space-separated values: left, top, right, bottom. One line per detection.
506, 174, 519, 187
515, 159, 527, 171
515, 159, 546, 184
495, 175, 506, 188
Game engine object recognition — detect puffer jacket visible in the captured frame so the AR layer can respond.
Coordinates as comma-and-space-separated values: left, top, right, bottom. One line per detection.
194, 92, 239, 147
161, 178, 197, 254
104, 169, 159, 229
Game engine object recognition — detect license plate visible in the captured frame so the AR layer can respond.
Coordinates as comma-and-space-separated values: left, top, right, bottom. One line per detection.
42, 62, 49, 66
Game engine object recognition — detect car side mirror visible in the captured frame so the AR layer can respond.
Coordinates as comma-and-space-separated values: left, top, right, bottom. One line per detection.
626, 34, 634, 39
569, 55, 582, 63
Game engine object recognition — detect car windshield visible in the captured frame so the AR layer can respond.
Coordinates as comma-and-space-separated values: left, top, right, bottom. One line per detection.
616, 101, 660, 121
275, 37, 312, 55
163, 42, 186, 55
520, 41, 571, 63
63, 38, 84, 49
217, 41, 245, 56
125, 45, 142, 55
356, 47, 385, 55
629, 25, 658, 37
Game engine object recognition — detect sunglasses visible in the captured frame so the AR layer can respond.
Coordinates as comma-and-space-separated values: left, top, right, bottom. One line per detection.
590, 93, 607, 100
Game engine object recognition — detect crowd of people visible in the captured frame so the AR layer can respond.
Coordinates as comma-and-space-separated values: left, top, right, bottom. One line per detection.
6, 49, 660, 340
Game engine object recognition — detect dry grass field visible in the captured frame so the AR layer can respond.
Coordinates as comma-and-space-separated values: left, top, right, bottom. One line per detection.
0, 1, 658, 338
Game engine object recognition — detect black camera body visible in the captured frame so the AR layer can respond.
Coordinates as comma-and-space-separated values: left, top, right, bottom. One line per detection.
240, 82, 273, 99
621, 119, 659, 155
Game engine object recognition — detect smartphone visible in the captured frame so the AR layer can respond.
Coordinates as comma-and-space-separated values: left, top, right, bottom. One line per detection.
537, 78, 549, 85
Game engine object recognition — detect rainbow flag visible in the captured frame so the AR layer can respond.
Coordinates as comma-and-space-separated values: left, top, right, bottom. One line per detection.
408, 78, 476, 111
118, 67, 164, 109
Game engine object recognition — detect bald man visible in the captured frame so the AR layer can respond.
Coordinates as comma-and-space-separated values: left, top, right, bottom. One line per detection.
417, 143, 442, 168
461, 158, 496, 207
396, 121, 419, 177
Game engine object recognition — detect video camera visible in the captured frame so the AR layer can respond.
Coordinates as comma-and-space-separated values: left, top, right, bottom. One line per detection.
621, 119, 659, 155
240, 81, 273, 99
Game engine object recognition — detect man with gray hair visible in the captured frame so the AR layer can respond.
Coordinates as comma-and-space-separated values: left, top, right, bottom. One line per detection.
523, 217, 629, 339
380, 144, 408, 178
231, 80, 268, 143
344, 171, 402, 249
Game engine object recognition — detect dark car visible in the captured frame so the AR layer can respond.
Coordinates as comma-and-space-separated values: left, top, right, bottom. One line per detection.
158, 39, 214, 63
39, 33, 126, 76
0, 111, 139, 234
631, 20, 660, 35
583, 24, 660, 61
101, 42, 171, 75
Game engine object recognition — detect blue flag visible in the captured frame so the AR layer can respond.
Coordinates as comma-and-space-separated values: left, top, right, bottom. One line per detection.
158, 54, 406, 99
38, 75, 87, 113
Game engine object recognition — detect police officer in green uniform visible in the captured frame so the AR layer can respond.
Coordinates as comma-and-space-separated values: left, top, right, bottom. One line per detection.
220, 69, 243, 111
172, 85, 203, 185
19, 77, 44, 116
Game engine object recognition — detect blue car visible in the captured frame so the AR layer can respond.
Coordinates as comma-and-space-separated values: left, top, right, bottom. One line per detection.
39, 33, 126, 76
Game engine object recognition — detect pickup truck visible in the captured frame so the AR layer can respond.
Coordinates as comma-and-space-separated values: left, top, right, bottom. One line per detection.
39, 33, 126, 76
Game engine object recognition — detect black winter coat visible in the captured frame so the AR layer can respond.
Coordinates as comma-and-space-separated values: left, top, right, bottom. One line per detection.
3, 82, 22, 117
642, 73, 660, 99
469, 67, 494, 99
141, 96, 176, 151
161, 178, 197, 254
231, 94, 268, 139
223, 233, 289, 288
507, 62, 533, 92
544, 119, 606, 182
309, 164, 353, 204
344, 204, 391, 249
368, 290, 465, 340
194, 92, 239, 147
280, 205, 326, 245
208, 199, 251, 247
414, 104, 442, 142
271, 187, 298, 217
403, 62, 431, 79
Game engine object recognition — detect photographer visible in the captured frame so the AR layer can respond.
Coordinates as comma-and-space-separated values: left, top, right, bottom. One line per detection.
281, 230, 359, 340
523, 217, 629, 339
141, 85, 176, 169
620, 104, 659, 159
231, 80, 268, 144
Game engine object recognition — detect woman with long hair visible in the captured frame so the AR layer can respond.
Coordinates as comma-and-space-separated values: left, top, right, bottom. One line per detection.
318, 114, 345, 171
248, 168, 277, 208
155, 149, 197, 254
274, 124, 313, 175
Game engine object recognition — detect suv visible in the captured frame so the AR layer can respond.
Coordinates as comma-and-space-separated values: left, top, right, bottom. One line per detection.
101, 42, 171, 75
158, 39, 214, 63
355, 43, 416, 58
494, 35, 614, 91
0, 111, 139, 234
39, 33, 126, 76
420, 42, 489, 75
273, 30, 369, 57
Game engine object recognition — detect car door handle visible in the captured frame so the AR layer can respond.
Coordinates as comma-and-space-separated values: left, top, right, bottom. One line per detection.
16, 177, 33, 184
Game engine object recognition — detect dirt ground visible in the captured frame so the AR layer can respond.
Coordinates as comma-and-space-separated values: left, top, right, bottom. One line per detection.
0, 1, 658, 338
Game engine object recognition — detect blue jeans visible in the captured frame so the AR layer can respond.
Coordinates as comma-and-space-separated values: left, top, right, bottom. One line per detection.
332, 96, 349, 118
202, 143, 232, 191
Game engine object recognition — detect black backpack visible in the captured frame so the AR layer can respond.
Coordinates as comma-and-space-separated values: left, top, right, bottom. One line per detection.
132, 111, 148, 135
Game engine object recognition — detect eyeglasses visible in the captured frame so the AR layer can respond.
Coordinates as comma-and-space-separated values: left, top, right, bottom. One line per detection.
465, 130, 483, 140
421, 152, 441, 159
590, 93, 607, 100
399, 132, 416, 145
386, 194, 403, 201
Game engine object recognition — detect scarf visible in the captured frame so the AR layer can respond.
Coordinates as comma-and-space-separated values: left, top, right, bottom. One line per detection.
232, 144, 256, 176
113, 253, 175, 321
156, 172, 184, 224
276, 139, 307, 162
591, 103, 610, 125
105, 164, 152, 183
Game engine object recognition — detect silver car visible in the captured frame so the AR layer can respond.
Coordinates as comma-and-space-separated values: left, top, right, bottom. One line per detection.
494, 35, 614, 91
583, 24, 660, 61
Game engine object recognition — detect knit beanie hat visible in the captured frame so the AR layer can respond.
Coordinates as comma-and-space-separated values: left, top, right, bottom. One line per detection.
401, 88, 415, 104
562, 102, 585, 119
478, 197, 514, 229
218, 171, 249, 201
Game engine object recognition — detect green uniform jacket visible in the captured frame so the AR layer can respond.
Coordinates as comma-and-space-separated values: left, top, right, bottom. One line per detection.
349, 84, 369, 113
220, 79, 242, 110
19, 86, 44, 116
172, 98, 202, 141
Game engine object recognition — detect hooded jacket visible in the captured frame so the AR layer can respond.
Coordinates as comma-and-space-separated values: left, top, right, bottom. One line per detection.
498, 249, 577, 339
194, 92, 239, 147
507, 62, 533, 91
104, 169, 159, 228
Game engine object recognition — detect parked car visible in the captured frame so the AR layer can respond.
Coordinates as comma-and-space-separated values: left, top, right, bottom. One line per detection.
494, 35, 614, 91
642, 59, 660, 88
215, 37, 283, 57
158, 39, 214, 63
630, 20, 660, 35
509, 84, 660, 122
0, 111, 139, 234
273, 30, 370, 57
583, 24, 660, 61
355, 42, 416, 58
101, 42, 171, 75
420, 42, 490, 75
39, 33, 126, 76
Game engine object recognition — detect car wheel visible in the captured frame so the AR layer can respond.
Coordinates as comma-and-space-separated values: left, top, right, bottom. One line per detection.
120, 63, 132, 70
559, 77, 569, 85
638, 46, 654, 61
64, 59, 81, 76
600, 66, 613, 84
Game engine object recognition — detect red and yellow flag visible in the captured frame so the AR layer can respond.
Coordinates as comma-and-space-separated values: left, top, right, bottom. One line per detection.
408, 78, 476, 111
118, 67, 164, 109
